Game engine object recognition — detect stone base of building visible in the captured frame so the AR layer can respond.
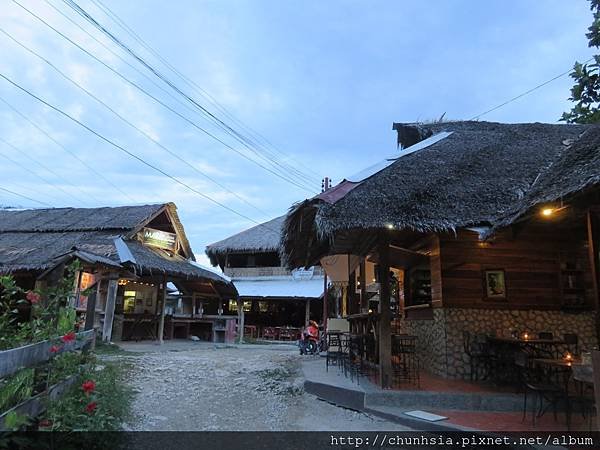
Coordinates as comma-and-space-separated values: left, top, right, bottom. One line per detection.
397, 307, 598, 379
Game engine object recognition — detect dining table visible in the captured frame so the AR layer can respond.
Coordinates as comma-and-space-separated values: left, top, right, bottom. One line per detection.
488, 336, 565, 358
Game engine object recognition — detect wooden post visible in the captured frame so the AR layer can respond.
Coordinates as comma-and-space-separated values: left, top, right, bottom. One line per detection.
378, 238, 392, 389
322, 273, 328, 330
84, 279, 99, 331
341, 286, 347, 317
157, 276, 167, 344
305, 298, 310, 326
237, 298, 245, 344
360, 261, 367, 313
102, 278, 118, 342
587, 211, 600, 341
593, 350, 600, 430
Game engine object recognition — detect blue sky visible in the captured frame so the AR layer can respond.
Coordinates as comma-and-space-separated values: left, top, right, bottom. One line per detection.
0, 0, 595, 267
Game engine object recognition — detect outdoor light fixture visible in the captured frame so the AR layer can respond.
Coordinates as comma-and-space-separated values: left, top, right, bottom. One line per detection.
385, 223, 395, 230
541, 208, 555, 217
540, 204, 567, 218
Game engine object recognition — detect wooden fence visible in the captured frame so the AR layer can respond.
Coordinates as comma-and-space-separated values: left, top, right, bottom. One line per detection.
0, 329, 95, 430
0, 330, 95, 379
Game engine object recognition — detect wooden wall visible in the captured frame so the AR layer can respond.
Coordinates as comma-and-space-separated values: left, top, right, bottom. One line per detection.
438, 222, 594, 310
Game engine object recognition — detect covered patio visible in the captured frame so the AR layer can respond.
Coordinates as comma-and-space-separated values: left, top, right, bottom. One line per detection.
283, 121, 600, 429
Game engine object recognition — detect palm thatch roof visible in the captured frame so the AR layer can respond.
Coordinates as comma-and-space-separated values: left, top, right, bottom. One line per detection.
0, 203, 234, 294
205, 215, 285, 266
282, 121, 595, 268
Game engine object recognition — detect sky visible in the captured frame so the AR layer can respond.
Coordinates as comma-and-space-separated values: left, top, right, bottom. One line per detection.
0, 0, 595, 268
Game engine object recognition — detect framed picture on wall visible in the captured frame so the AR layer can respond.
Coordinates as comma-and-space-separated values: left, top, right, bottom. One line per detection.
483, 269, 506, 300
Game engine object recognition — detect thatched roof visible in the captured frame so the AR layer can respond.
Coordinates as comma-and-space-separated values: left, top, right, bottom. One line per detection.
282, 121, 594, 268
0, 203, 234, 294
494, 124, 600, 230
206, 215, 285, 266
0, 204, 164, 232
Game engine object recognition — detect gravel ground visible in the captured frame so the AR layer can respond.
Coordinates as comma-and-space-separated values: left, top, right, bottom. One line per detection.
107, 342, 410, 431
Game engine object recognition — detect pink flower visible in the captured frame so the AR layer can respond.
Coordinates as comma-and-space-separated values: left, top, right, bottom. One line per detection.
85, 401, 97, 414
61, 332, 76, 344
82, 380, 96, 395
49, 345, 61, 354
26, 291, 41, 304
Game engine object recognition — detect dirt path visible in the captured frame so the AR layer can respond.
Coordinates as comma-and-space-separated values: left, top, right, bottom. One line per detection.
108, 342, 410, 431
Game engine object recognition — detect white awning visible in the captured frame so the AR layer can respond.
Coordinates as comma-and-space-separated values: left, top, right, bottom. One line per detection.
233, 276, 324, 299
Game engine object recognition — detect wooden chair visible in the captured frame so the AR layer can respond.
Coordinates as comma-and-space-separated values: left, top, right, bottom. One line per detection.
326, 332, 344, 372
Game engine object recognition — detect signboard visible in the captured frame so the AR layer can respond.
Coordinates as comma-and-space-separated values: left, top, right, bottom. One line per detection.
142, 227, 177, 251
292, 266, 315, 281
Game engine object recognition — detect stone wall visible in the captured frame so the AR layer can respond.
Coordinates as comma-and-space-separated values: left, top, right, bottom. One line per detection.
398, 309, 448, 377
398, 307, 598, 379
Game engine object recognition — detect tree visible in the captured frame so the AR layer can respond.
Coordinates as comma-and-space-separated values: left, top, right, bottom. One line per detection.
561, 0, 600, 124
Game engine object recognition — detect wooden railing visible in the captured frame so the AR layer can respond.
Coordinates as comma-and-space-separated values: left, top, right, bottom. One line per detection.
0, 330, 95, 430
0, 330, 95, 379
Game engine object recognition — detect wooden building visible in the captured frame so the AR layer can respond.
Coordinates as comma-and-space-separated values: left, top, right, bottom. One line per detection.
281, 121, 600, 386
0, 203, 237, 343
206, 215, 323, 338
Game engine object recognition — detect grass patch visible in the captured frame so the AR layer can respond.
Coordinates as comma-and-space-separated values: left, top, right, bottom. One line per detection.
94, 341, 136, 356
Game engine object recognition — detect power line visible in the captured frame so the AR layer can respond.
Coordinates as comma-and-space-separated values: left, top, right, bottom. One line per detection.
0, 26, 272, 219
88, 0, 322, 183
59, 0, 320, 189
0, 71, 280, 232
0, 95, 138, 204
470, 57, 595, 121
0, 186, 53, 207
0, 136, 94, 206
0, 155, 57, 203
0, 145, 69, 203
11, 0, 317, 193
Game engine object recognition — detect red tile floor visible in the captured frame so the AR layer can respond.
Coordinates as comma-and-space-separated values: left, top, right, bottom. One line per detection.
434, 410, 591, 432
364, 371, 593, 431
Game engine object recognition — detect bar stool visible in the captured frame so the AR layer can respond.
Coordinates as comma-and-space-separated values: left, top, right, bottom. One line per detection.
326, 332, 343, 372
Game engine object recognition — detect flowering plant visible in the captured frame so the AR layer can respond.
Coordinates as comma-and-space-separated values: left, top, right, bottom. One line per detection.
82, 380, 96, 395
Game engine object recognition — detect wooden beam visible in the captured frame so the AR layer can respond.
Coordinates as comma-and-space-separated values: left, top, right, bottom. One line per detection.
157, 276, 167, 344
305, 298, 310, 326
593, 350, 600, 431
587, 210, 600, 342
322, 273, 328, 330
359, 260, 367, 313
83, 280, 99, 332
102, 277, 118, 342
378, 236, 392, 389
237, 298, 245, 344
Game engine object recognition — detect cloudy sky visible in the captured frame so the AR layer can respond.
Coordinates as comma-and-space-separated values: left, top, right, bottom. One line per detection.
0, 0, 595, 266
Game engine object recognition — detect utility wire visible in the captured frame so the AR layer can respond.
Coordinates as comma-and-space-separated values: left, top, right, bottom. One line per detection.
11, 0, 316, 193
59, 0, 319, 189
0, 72, 280, 232
0, 27, 272, 218
470, 57, 595, 121
89, 0, 322, 183
0, 95, 138, 204
0, 136, 94, 206
0, 186, 53, 207
0, 154, 57, 203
